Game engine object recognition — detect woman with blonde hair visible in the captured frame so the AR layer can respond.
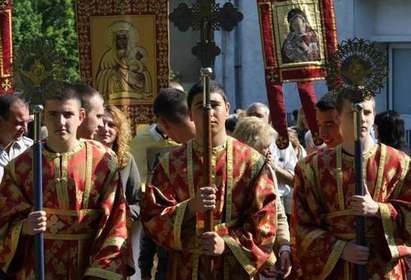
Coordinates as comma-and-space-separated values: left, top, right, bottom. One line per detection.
232, 116, 292, 279
95, 105, 141, 219
95, 105, 142, 277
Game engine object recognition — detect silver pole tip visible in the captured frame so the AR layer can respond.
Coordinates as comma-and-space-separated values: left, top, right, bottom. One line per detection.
200, 67, 213, 76
353, 103, 364, 111
32, 105, 44, 113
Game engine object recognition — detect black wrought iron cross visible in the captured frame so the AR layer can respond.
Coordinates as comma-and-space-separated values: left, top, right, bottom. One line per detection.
170, 0, 243, 68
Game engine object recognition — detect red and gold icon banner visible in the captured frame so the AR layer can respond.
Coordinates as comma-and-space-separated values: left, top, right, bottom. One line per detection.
76, 0, 169, 129
256, 0, 337, 148
0, 0, 13, 94
257, 0, 337, 82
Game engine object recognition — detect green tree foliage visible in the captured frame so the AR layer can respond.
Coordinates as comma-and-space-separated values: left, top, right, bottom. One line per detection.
13, 0, 80, 82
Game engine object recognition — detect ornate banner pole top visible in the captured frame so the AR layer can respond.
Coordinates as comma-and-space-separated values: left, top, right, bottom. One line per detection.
170, 0, 243, 68
326, 38, 387, 102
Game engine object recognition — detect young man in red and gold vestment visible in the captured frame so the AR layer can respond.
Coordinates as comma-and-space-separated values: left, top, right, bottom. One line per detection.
141, 80, 278, 280
0, 84, 128, 279
292, 91, 411, 279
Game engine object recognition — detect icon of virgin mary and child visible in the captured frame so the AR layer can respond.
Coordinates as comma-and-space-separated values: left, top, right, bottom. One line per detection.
96, 20, 152, 100
281, 8, 321, 64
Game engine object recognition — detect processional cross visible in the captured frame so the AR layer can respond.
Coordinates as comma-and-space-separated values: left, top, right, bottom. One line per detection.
170, 1, 242, 278
170, 0, 243, 68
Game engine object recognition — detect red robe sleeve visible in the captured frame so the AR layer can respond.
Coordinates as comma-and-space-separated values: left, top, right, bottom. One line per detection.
141, 154, 197, 252
291, 158, 347, 279
375, 150, 411, 260
84, 154, 130, 279
217, 160, 278, 275
0, 160, 31, 274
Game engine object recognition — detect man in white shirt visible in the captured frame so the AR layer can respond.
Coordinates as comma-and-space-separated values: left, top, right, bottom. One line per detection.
0, 95, 33, 181
72, 83, 105, 140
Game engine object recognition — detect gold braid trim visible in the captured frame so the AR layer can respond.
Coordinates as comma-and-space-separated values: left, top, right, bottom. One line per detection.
319, 240, 346, 280
336, 146, 345, 210
173, 200, 189, 250
54, 156, 65, 209
190, 234, 200, 280
373, 144, 387, 200
266, 252, 277, 266
84, 267, 122, 280
60, 153, 70, 209
392, 155, 410, 198
300, 229, 326, 253
100, 161, 117, 201
43, 233, 94, 240
344, 262, 350, 280
312, 154, 326, 210
324, 209, 355, 220
95, 170, 116, 240
378, 202, 400, 259
160, 152, 170, 180
82, 141, 93, 208
191, 251, 200, 280
300, 158, 325, 209
225, 138, 233, 224
223, 236, 256, 276
102, 236, 125, 248
187, 141, 195, 198
43, 207, 102, 217
3, 221, 23, 272
213, 219, 238, 232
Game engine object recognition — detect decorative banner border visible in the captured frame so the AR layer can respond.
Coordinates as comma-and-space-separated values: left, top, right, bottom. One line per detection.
76, 0, 169, 129
0, 0, 14, 94
257, 0, 337, 83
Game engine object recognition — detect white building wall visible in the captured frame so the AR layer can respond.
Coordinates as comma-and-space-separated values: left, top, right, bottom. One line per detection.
212, 0, 411, 116
170, 0, 411, 122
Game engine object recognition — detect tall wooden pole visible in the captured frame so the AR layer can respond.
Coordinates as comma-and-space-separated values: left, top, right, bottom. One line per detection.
201, 67, 214, 277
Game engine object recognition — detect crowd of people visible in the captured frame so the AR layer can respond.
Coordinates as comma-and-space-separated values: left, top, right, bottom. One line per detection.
0, 79, 410, 280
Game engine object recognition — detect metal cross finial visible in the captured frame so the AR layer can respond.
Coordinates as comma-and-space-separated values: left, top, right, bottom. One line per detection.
170, 0, 243, 68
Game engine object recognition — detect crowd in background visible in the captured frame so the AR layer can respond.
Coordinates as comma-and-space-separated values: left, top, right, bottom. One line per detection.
0, 79, 409, 280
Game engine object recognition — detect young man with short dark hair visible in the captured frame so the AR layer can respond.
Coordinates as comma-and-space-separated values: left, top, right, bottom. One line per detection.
0, 84, 128, 279
142, 80, 278, 279
292, 90, 411, 279
130, 87, 195, 184
72, 83, 105, 140
153, 87, 196, 144
316, 93, 343, 147
137, 87, 195, 280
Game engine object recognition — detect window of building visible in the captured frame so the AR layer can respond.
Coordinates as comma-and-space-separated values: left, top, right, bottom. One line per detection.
389, 44, 411, 149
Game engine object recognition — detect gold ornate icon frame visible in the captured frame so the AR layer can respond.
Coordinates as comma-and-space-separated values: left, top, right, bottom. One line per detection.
327, 38, 387, 101
76, 0, 169, 126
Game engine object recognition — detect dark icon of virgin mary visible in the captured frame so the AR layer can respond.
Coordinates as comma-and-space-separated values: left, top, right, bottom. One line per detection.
96, 20, 152, 100
281, 8, 321, 63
